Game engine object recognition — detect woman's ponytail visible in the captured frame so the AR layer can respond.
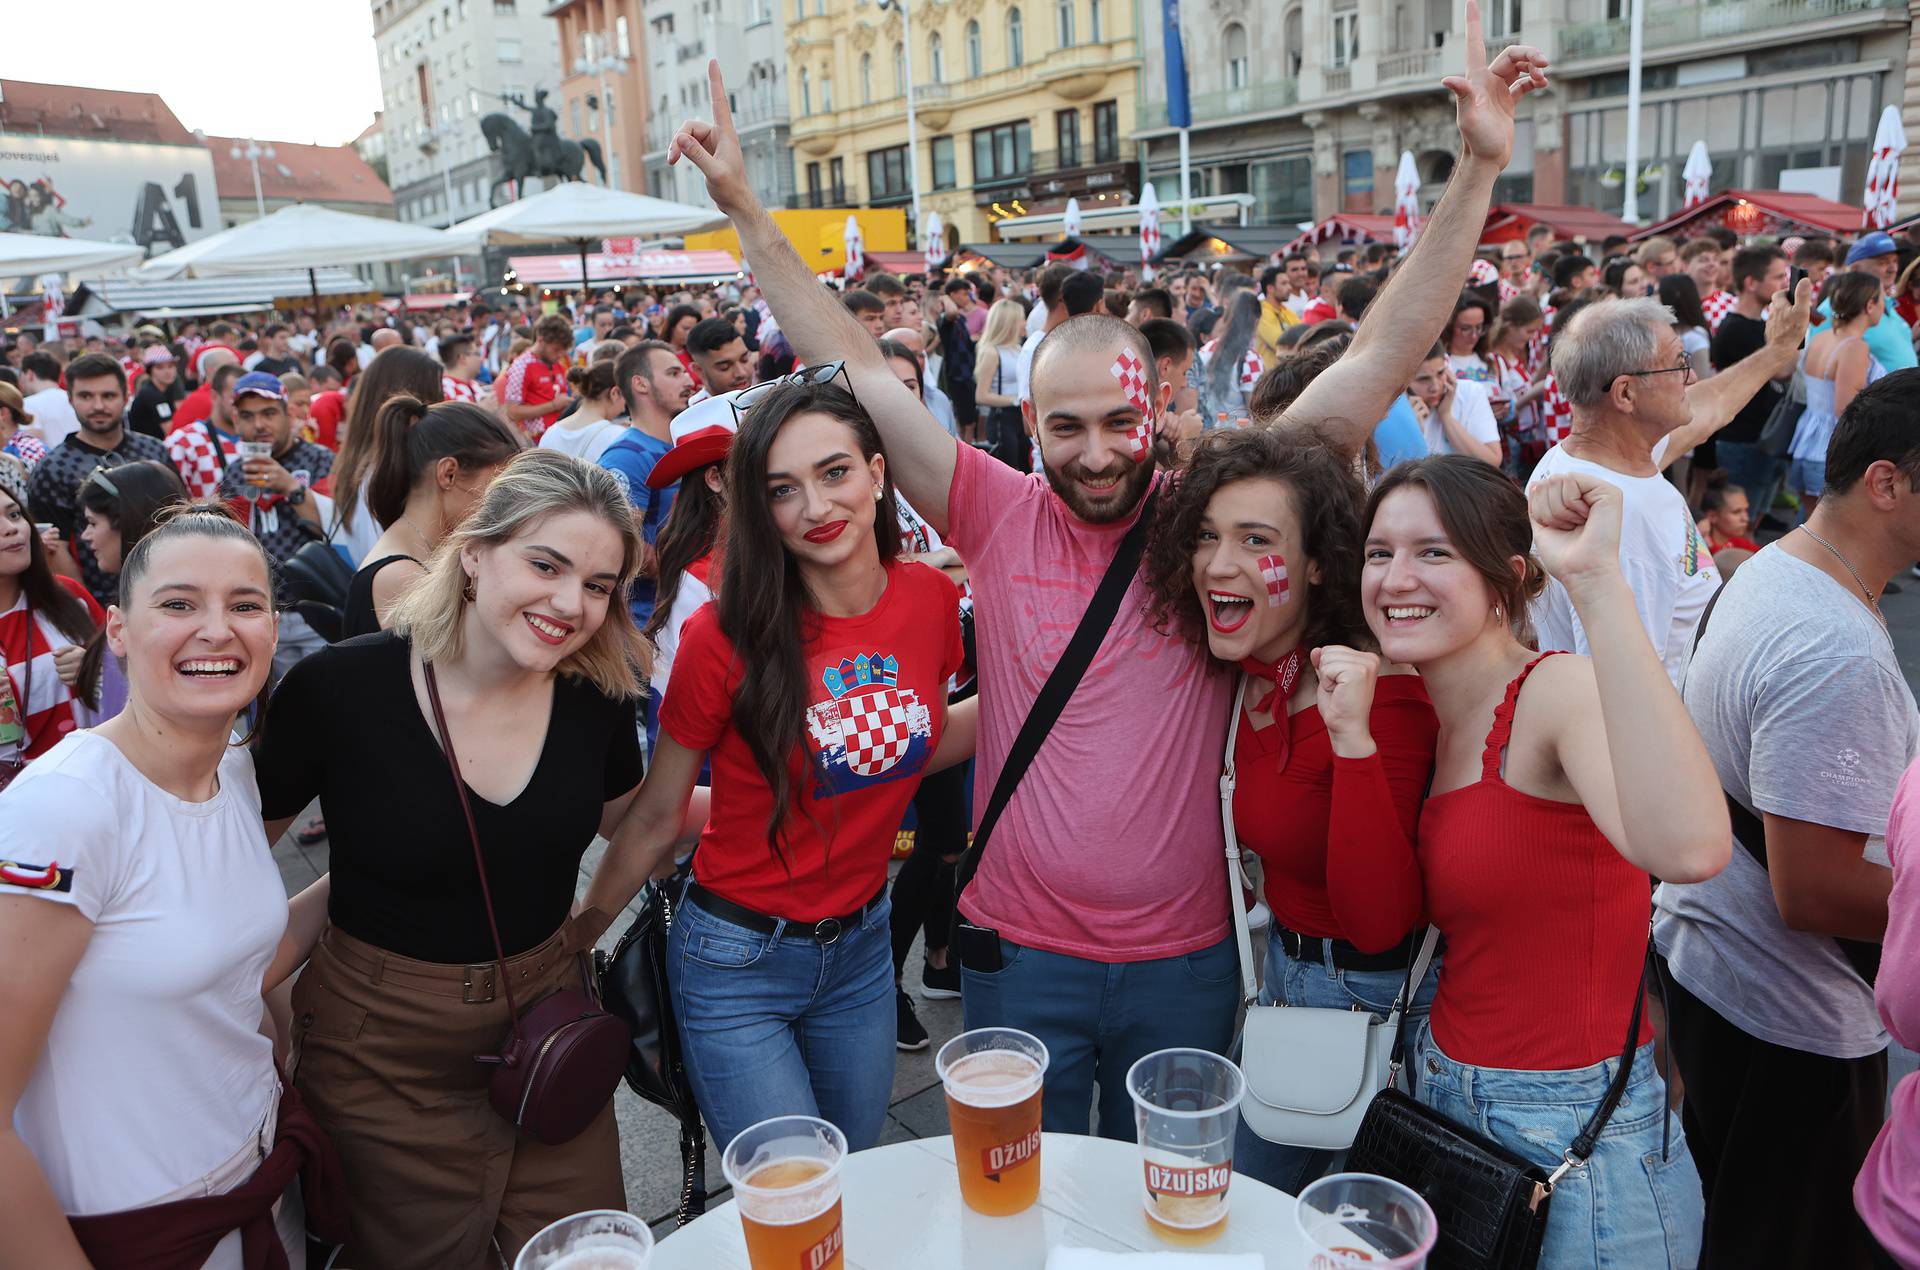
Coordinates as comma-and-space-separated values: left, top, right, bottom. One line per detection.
366, 393, 432, 529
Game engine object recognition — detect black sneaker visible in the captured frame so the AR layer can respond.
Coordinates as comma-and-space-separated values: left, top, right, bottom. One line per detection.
896, 989, 929, 1051
921, 957, 962, 1000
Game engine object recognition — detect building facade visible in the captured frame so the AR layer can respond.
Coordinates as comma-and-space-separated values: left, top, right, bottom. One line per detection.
639, 0, 794, 212
370, 0, 566, 230
549, 0, 648, 193
785, 0, 1141, 244
1138, 0, 1915, 229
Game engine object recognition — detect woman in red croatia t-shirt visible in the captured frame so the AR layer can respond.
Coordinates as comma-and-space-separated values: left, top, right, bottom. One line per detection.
586, 367, 971, 1152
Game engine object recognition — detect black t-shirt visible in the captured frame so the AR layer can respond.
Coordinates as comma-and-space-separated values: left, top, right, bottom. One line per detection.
254, 631, 644, 961
251, 356, 300, 377
1709, 313, 1780, 445
128, 380, 184, 439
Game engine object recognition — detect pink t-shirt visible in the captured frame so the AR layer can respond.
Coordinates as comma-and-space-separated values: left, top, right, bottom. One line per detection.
1856, 757, 1920, 1263
944, 442, 1232, 960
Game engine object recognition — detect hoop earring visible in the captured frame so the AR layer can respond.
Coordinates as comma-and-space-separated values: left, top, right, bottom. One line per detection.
463, 574, 477, 604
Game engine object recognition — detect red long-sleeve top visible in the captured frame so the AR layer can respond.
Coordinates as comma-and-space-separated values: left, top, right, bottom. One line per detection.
1232, 675, 1437, 953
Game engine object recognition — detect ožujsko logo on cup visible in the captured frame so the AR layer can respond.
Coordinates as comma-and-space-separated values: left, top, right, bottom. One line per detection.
1126, 1047, 1247, 1247
720, 1115, 848, 1270
936, 1026, 1049, 1216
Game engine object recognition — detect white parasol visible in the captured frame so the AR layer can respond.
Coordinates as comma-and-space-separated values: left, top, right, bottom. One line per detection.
1863, 105, 1908, 230
1682, 141, 1713, 210
1393, 151, 1423, 252
1138, 184, 1162, 281
922, 210, 946, 274
843, 214, 865, 281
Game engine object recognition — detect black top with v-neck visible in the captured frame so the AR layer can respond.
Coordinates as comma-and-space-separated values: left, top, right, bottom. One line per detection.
255, 631, 642, 961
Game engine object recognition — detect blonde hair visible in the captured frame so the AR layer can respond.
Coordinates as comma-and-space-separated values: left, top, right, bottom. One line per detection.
979, 297, 1027, 354
386, 448, 649, 698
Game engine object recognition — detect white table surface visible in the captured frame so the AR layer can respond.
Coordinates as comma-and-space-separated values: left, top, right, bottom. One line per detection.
650, 1132, 1315, 1268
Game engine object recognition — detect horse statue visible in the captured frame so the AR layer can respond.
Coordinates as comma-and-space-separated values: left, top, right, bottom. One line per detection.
481, 89, 607, 206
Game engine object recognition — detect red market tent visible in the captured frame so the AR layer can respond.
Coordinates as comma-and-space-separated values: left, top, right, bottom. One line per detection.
1632, 190, 1865, 241
1280, 214, 1399, 258
507, 249, 741, 286
862, 250, 929, 276
1480, 204, 1638, 246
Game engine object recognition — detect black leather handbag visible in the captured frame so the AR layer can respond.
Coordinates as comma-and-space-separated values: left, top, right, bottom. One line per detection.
599, 873, 708, 1224
1345, 937, 1652, 1270
280, 523, 354, 644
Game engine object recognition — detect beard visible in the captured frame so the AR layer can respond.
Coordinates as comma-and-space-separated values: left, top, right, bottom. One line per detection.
1039, 443, 1156, 525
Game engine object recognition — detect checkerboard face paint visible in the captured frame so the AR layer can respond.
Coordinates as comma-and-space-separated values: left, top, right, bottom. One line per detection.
1110, 350, 1154, 460
1257, 555, 1289, 607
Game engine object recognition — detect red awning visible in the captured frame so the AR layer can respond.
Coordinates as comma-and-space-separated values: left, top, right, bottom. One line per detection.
1281, 214, 1399, 256
1631, 190, 1866, 241
1480, 204, 1638, 246
507, 250, 742, 285
398, 291, 471, 311
864, 251, 929, 275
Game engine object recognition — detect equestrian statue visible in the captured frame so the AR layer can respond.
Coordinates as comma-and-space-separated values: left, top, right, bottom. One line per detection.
480, 88, 607, 206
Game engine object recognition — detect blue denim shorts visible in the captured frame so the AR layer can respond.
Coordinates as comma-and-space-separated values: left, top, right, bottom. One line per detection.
1414, 1026, 1703, 1270
1787, 456, 1827, 499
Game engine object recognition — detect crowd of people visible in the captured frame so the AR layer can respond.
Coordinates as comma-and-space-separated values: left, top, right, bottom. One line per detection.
2, 17, 1919, 1270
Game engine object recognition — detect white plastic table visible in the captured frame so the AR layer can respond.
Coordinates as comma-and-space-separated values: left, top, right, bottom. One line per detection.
649, 1132, 1315, 1268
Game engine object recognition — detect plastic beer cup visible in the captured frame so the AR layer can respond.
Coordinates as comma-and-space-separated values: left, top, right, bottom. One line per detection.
935, 1026, 1048, 1216
1295, 1173, 1439, 1268
1125, 1047, 1247, 1246
721, 1115, 848, 1270
512, 1210, 653, 1269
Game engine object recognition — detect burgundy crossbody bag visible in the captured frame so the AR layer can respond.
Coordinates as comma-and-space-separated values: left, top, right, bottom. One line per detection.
423, 662, 630, 1145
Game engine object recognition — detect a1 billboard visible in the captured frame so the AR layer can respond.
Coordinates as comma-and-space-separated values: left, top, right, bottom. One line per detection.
0, 134, 220, 257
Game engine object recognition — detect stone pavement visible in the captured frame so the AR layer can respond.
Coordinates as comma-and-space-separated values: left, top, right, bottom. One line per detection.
271, 560, 1920, 1247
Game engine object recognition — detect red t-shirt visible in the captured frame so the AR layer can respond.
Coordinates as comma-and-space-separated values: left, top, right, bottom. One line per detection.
172, 383, 214, 430
662, 560, 964, 920
309, 390, 348, 450
1232, 675, 1436, 952
500, 350, 565, 441
1, 576, 106, 761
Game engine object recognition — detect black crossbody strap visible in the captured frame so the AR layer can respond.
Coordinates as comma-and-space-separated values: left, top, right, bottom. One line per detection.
954, 484, 1160, 903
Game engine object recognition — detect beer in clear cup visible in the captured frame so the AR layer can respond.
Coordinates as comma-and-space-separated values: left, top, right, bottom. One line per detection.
935, 1026, 1048, 1216
512, 1209, 654, 1269
721, 1115, 847, 1270
1295, 1172, 1438, 1268
1125, 1047, 1247, 1246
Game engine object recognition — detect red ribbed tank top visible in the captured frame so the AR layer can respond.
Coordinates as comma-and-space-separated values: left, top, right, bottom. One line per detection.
1418, 653, 1653, 1070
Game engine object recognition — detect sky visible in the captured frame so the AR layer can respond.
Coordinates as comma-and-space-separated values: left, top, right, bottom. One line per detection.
2, 0, 385, 147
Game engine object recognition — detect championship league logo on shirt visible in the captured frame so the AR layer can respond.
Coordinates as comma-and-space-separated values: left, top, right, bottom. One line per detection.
805, 651, 933, 796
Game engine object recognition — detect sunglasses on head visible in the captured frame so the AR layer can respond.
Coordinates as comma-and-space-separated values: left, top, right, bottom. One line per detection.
728, 360, 856, 427
86, 464, 122, 497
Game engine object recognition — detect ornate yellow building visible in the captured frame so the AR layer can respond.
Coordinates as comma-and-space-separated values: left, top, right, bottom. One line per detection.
784, 0, 1142, 245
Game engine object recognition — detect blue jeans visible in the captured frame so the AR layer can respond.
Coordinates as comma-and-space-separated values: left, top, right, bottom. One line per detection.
959, 934, 1239, 1141
1715, 439, 1785, 524
1415, 1027, 1704, 1270
667, 889, 896, 1153
1233, 928, 1441, 1195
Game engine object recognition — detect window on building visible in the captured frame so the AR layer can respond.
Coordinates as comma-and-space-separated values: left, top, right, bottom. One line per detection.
894, 42, 906, 96
929, 32, 944, 82
1342, 149, 1374, 211
800, 67, 812, 115
861, 53, 873, 103
1225, 23, 1249, 89
1056, 0, 1074, 47
1283, 6, 1303, 76
1252, 155, 1314, 222
829, 155, 846, 200
1484, 0, 1519, 37
1056, 108, 1081, 167
498, 35, 522, 62
966, 20, 982, 77
821, 70, 834, 111
972, 120, 1032, 182
1090, 0, 1102, 41
869, 145, 911, 199
571, 99, 582, 133
470, 88, 482, 113
1605, 0, 1625, 17
615, 15, 631, 57
1093, 99, 1118, 163
493, 0, 513, 12
806, 160, 823, 205
932, 134, 956, 188
1008, 8, 1024, 67
1331, 9, 1360, 66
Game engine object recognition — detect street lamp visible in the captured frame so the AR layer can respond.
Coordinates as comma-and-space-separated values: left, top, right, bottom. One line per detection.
230, 138, 276, 218
877, 0, 924, 228
575, 31, 630, 189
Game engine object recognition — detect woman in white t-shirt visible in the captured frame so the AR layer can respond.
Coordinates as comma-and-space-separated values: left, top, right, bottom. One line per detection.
0, 506, 334, 1268
538, 360, 628, 463
1444, 291, 1496, 384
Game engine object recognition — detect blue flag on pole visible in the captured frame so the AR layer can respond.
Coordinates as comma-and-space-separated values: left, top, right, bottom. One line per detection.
1164, 0, 1192, 129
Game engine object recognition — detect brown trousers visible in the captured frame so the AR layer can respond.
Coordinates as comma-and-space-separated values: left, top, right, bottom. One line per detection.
289, 917, 624, 1269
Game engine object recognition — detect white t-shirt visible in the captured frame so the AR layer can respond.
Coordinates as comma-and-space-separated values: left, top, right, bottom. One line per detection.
23, 387, 79, 449
537, 415, 625, 464
0, 732, 286, 1222
1420, 377, 1500, 457
649, 569, 713, 706
1527, 437, 1718, 686
1016, 327, 1045, 405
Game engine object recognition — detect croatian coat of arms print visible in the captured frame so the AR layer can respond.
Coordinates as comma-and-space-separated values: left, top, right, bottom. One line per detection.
806, 652, 934, 796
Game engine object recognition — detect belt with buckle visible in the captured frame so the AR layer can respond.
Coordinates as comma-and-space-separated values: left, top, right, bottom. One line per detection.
686, 880, 886, 945
1275, 924, 1421, 973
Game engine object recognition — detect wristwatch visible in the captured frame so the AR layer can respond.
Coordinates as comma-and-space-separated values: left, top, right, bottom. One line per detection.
285, 483, 308, 506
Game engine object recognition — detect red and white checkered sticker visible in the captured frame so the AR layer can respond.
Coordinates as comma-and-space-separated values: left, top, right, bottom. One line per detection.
837, 686, 917, 777
1257, 555, 1289, 608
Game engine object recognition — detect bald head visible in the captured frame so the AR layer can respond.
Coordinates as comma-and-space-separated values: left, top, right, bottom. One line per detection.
370, 328, 403, 352
1028, 313, 1157, 406
882, 326, 925, 355
197, 346, 238, 376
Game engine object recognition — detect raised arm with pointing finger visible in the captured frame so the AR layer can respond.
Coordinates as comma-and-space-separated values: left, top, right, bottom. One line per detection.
669, 61, 960, 532
1283, 0, 1549, 458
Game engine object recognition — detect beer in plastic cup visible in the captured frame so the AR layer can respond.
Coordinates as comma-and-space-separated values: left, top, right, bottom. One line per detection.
721, 1115, 847, 1270
1125, 1047, 1247, 1246
1295, 1173, 1438, 1268
935, 1026, 1048, 1216
512, 1209, 654, 1269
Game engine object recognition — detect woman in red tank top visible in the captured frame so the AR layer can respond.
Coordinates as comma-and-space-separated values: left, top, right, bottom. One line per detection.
1360, 456, 1729, 1270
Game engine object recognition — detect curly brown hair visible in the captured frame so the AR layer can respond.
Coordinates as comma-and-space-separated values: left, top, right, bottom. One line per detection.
1143, 427, 1370, 662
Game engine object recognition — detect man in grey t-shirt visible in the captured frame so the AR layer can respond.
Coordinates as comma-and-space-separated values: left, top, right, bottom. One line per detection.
1655, 368, 1920, 1269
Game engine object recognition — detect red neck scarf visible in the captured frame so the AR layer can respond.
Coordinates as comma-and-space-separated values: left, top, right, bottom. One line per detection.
1241, 646, 1305, 760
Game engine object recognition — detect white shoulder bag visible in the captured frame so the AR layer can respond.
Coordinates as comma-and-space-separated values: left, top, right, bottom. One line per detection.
1224, 674, 1439, 1151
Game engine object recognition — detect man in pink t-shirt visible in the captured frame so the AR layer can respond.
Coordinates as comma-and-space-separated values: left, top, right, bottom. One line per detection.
674, 29, 1549, 1134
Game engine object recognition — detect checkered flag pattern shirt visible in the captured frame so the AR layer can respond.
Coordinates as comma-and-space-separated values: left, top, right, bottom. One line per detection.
166, 421, 237, 501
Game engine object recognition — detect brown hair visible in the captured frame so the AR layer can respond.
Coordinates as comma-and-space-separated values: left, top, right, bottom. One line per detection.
332, 346, 445, 532
1364, 456, 1546, 647
1144, 427, 1369, 659
1827, 270, 1884, 324
566, 359, 621, 400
